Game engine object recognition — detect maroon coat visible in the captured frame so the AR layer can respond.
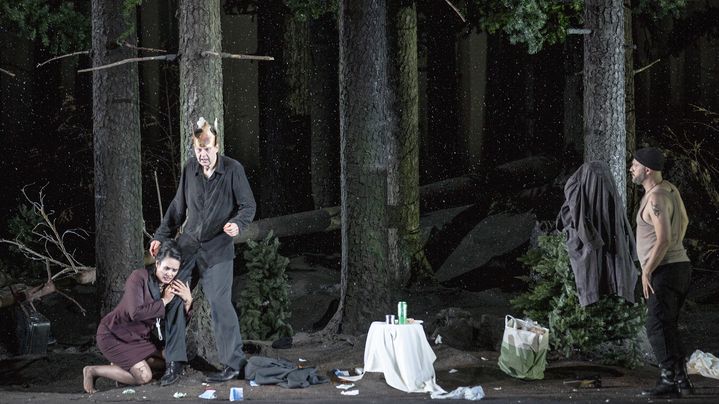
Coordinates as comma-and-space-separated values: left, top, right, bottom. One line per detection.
96, 269, 165, 370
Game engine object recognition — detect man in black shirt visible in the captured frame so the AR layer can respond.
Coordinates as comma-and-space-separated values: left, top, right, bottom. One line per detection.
149, 117, 256, 385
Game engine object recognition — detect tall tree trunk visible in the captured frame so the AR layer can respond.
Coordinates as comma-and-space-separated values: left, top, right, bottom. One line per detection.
258, 2, 312, 217
387, 0, 429, 285
179, 0, 224, 163
91, 0, 144, 315
309, 15, 340, 209
178, 0, 224, 366
337, 0, 391, 335
583, 0, 627, 205
625, 0, 639, 213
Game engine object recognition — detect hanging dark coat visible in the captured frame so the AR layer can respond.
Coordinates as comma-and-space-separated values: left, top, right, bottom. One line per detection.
557, 161, 638, 306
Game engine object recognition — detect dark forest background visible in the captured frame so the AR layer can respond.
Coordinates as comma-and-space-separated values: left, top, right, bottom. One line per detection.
1, 0, 718, 294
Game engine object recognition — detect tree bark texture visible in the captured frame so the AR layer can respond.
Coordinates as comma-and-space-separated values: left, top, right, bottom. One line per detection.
178, 0, 224, 366
309, 15, 340, 210
339, 0, 392, 335
258, 2, 313, 217
91, 0, 144, 315
387, 0, 428, 285
179, 0, 224, 164
583, 0, 627, 206
624, 0, 639, 215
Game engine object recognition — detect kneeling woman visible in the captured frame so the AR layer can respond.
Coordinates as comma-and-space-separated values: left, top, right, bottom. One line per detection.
83, 240, 192, 393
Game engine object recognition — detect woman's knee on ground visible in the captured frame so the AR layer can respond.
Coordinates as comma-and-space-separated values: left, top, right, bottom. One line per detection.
130, 361, 153, 384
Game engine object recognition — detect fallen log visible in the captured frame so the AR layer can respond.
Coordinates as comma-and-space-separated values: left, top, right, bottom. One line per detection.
234, 155, 559, 244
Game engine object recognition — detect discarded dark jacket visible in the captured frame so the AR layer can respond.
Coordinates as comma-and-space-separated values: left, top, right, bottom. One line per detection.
557, 161, 638, 306
244, 356, 328, 389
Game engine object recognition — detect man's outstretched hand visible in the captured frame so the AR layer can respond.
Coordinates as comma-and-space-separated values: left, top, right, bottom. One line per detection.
149, 240, 161, 257
223, 223, 239, 238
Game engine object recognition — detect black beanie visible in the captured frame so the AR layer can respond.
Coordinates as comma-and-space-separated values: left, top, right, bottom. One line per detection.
634, 147, 665, 171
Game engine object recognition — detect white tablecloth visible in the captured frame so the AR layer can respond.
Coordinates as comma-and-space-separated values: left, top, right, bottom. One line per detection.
362, 321, 446, 393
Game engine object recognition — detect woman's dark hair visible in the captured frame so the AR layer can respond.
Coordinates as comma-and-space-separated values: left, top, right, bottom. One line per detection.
156, 239, 182, 263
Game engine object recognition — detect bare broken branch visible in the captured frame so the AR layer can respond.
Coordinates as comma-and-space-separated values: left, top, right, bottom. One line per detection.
1, 67, 16, 77
634, 58, 661, 75
201, 51, 275, 61
36, 51, 90, 68
444, 0, 466, 23
78, 54, 178, 73
119, 41, 167, 53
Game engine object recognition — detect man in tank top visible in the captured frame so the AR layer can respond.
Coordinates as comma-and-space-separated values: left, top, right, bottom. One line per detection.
630, 147, 693, 398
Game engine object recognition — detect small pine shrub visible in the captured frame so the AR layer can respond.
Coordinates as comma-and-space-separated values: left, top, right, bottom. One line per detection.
512, 233, 646, 368
239, 231, 293, 341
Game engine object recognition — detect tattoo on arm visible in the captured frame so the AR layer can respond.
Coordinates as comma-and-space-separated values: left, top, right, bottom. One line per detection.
651, 201, 661, 217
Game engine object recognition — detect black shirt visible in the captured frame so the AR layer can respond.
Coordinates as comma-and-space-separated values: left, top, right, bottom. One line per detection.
153, 155, 256, 267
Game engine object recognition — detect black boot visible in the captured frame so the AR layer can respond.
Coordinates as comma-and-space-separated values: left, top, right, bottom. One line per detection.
675, 360, 695, 397
641, 368, 678, 397
160, 361, 184, 386
205, 366, 240, 383
205, 358, 247, 383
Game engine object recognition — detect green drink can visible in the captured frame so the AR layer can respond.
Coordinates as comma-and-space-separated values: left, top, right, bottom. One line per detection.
397, 301, 407, 324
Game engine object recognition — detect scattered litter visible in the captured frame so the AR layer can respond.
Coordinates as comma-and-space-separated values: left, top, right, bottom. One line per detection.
341, 390, 359, 396
333, 369, 350, 377
355, 367, 364, 375
249, 380, 259, 387
173, 392, 187, 398
434, 335, 443, 345
122, 388, 136, 395
605, 400, 610, 402
298, 358, 307, 362
198, 389, 217, 399
493, 387, 502, 391
142, 397, 147, 400
431, 386, 485, 400
336, 383, 355, 390
688, 349, 719, 379
448, 369, 458, 374
202, 382, 210, 386
229, 387, 243, 401
480, 357, 487, 361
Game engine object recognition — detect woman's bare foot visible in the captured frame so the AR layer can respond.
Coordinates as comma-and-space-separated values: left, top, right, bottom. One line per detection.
83, 366, 98, 394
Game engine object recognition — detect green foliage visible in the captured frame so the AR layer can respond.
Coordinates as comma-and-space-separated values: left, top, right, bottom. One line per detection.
471, 0, 582, 54
635, 0, 687, 19
0, 0, 89, 54
240, 232, 293, 341
513, 233, 646, 368
7, 204, 42, 246
284, 0, 337, 21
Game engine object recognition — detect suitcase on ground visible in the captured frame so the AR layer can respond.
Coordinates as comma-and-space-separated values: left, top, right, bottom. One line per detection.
14, 302, 51, 356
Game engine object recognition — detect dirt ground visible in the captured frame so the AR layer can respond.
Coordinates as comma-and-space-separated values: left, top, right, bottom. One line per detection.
1, 254, 719, 402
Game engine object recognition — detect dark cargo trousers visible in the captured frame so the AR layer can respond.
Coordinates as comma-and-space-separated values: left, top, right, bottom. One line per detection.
163, 254, 245, 370
646, 261, 692, 370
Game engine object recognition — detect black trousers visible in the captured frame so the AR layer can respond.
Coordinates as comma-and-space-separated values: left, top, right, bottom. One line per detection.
163, 254, 245, 370
646, 261, 692, 370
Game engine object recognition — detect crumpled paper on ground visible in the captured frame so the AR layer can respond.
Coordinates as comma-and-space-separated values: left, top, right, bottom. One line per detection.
687, 349, 719, 380
198, 389, 217, 399
430, 386, 485, 400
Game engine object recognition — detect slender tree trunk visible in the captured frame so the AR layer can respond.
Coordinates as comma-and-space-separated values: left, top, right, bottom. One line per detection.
387, 0, 430, 285
258, 2, 312, 217
338, 0, 391, 335
91, 0, 144, 315
179, 0, 224, 163
178, 0, 224, 366
309, 15, 340, 209
583, 0, 627, 205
